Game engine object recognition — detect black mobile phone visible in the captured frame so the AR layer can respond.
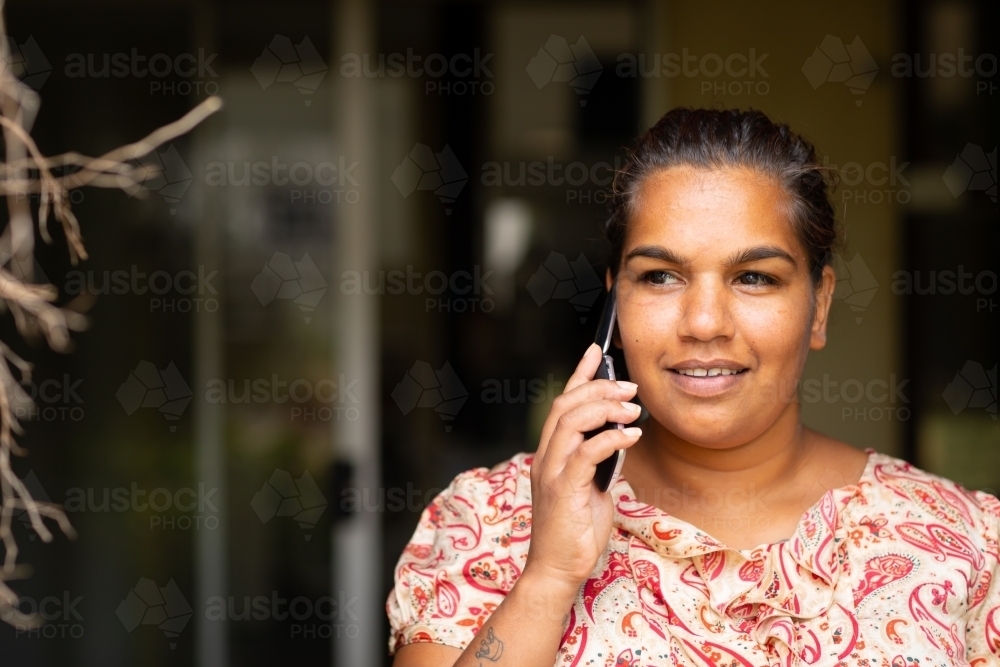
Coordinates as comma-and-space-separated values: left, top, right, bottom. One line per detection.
585, 280, 626, 492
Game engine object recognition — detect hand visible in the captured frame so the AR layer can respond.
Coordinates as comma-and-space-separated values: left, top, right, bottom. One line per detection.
524, 343, 642, 589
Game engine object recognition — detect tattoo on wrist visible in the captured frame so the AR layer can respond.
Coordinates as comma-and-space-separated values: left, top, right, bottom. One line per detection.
474, 627, 504, 662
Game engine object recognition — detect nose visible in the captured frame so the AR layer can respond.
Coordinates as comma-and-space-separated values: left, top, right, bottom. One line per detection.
676, 275, 735, 342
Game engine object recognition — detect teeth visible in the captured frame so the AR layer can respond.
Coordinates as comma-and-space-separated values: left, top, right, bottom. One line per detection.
677, 368, 742, 377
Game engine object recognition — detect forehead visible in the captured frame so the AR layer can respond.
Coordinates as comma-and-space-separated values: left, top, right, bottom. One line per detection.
627, 165, 800, 252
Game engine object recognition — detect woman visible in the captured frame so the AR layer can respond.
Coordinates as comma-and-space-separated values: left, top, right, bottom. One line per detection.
386, 108, 1000, 666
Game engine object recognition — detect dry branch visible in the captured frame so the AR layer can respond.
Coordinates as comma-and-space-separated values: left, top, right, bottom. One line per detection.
0, 0, 221, 626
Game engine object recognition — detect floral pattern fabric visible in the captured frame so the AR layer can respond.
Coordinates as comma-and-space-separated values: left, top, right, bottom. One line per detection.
387, 448, 1000, 666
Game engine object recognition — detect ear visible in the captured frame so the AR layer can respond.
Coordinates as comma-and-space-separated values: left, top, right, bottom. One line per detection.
605, 267, 614, 292
809, 264, 837, 350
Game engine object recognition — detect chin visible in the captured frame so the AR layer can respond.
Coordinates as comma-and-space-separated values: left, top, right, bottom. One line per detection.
648, 404, 776, 449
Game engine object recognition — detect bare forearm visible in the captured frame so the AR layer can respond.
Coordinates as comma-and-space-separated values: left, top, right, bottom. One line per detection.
453, 571, 579, 667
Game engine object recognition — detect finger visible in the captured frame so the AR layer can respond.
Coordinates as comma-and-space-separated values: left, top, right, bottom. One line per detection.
543, 400, 642, 469
564, 344, 603, 393
560, 426, 642, 486
560, 378, 638, 410
536, 379, 637, 462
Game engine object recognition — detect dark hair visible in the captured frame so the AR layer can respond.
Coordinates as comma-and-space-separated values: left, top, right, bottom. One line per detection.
605, 107, 839, 282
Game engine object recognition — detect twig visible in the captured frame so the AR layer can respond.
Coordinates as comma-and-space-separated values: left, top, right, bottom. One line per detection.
0, 0, 221, 626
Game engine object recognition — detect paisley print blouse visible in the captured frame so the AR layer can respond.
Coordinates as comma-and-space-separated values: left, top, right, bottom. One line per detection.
387, 448, 1000, 666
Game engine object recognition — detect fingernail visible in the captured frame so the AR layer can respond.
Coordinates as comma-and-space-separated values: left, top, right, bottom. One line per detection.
616, 381, 637, 390
621, 402, 641, 413
622, 427, 642, 437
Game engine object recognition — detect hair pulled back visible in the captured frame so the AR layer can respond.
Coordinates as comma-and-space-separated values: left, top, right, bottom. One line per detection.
605, 108, 839, 282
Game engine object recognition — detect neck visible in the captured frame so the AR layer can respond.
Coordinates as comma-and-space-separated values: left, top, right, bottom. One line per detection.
634, 400, 811, 497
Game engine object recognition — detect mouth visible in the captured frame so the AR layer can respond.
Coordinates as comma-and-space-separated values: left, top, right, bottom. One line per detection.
670, 367, 748, 377
666, 362, 750, 397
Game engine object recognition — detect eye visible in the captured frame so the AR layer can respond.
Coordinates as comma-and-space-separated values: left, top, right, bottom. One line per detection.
641, 270, 678, 286
736, 271, 777, 286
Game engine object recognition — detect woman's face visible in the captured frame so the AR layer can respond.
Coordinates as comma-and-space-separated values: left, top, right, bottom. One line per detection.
614, 165, 836, 449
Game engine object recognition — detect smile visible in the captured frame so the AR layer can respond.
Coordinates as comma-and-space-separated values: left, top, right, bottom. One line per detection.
666, 362, 750, 398
671, 368, 747, 377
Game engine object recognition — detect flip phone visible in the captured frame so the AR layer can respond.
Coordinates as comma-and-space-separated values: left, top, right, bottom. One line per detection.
585, 281, 627, 492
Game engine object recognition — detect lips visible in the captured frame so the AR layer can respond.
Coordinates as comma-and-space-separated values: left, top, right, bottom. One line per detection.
667, 360, 749, 397
673, 367, 745, 377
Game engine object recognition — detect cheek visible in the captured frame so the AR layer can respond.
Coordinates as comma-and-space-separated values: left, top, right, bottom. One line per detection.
731, 295, 812, 367
617, 301, 670, 373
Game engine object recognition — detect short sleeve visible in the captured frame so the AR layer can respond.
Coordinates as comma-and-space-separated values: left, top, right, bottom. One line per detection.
965, 489, 1000, 662
386, 454, 534, 655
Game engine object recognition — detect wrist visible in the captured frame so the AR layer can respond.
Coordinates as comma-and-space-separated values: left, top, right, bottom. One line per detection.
513, 565, 583, 622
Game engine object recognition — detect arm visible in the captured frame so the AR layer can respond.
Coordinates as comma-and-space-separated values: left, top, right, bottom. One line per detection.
393, 571, 578, 667
392, 344, 642, 667
964, 489, 1000, 661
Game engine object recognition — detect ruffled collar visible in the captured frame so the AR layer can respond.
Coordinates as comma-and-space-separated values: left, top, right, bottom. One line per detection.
611, 448, 876, 560
610, 448, 877, 661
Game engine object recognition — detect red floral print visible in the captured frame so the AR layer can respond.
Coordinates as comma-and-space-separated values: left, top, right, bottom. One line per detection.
387, 449, 1000, 666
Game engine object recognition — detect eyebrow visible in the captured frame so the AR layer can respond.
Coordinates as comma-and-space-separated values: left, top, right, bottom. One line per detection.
724, 245, 798, 268
624, 244, 798, 268
624, 245, 685, 264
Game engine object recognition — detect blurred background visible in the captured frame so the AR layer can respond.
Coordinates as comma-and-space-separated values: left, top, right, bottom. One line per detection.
0, 0, 995, 665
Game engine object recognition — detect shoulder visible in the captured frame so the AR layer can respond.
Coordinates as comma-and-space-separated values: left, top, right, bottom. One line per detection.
449, 452, 534, 499
387, 453, 536, 649
400, 453, 535, 561
861, 450, 1000, 560
428, 453, 534, 525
